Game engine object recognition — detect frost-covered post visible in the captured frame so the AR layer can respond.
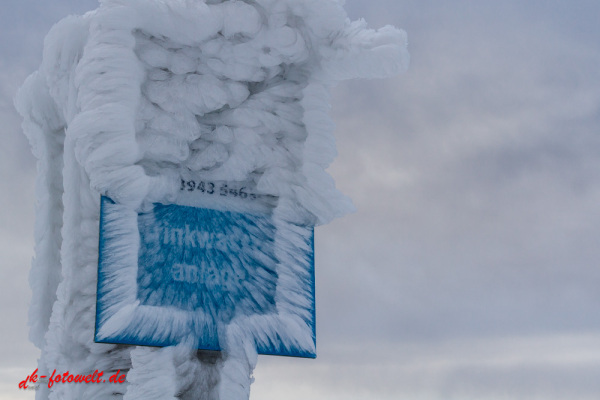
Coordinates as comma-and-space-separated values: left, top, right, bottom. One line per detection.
17, 0, 408, 399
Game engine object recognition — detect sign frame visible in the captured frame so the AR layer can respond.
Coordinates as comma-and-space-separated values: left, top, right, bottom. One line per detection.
94, 195, 316, 358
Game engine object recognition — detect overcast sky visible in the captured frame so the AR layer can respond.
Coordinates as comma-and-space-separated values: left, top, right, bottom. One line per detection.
3, 1, 600, 399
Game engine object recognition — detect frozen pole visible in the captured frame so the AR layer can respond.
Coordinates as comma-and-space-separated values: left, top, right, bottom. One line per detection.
16, 0, 408, 399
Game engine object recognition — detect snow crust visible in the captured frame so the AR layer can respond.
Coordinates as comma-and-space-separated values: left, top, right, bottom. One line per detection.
16, 0, 408, 399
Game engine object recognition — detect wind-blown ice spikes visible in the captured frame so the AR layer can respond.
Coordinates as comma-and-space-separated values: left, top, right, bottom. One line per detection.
16, 0, 408, 398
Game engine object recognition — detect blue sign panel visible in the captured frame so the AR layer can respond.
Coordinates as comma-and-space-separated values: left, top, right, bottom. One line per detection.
95, 195, 316, 358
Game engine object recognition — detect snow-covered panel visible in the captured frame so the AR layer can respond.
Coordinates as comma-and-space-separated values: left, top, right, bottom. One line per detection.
18, 0, 407, 397
95, 194, 316, 358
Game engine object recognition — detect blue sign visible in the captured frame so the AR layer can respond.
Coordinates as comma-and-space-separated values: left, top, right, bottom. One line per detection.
95, 195, 316, 358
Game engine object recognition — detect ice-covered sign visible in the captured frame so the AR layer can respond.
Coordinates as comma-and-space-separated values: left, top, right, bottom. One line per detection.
95, 189, 316, 358
18, 0, 408, 398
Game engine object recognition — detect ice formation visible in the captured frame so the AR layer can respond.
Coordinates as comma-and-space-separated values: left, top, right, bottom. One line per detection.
16, 0, 408, 398
95, 195, 318, 359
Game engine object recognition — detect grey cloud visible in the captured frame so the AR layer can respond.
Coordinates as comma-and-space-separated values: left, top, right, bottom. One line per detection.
317, 0, 600, 347
253, 335, 600, 400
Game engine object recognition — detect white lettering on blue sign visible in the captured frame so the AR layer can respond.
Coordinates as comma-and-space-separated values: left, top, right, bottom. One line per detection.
95, 193, 316, 358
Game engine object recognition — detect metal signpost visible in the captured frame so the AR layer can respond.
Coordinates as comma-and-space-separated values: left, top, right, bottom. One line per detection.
17, 1, 408, 398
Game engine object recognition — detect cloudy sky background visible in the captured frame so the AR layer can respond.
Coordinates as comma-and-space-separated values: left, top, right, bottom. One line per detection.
2, 0, 600, 399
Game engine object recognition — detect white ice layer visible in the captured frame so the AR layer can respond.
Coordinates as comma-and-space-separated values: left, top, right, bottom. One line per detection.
16, 0, 408, 399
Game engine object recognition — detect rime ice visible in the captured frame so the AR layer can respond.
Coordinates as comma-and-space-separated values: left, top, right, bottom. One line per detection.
16, 0, 408, 399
